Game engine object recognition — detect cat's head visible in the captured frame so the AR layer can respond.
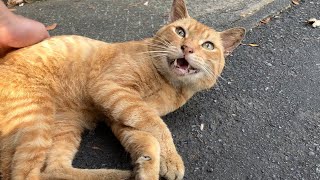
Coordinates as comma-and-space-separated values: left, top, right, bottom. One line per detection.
149, 0, 245, 91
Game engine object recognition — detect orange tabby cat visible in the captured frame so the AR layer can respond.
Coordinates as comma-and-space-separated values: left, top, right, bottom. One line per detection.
0, 0, 245, 179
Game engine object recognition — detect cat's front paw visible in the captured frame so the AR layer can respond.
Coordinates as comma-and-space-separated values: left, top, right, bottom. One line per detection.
134, 155, 160, 180
160, 152, 185, 180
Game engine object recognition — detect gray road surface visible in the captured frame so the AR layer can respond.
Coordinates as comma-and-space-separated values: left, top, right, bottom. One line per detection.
75, 1, 320, 179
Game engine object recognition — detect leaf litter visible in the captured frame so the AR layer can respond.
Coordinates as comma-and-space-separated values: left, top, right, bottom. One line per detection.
307, 18, 320, 28
260, 17, 271, 25
242, 43, 260, 47
46, 23, 58, 31
292, 0, 300, 5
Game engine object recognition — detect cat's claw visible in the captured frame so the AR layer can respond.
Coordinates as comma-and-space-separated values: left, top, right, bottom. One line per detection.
160, 153, 185, 180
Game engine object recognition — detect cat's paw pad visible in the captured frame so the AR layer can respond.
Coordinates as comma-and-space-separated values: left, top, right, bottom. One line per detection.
160, 153, 185, 180
134, 155, 160, 180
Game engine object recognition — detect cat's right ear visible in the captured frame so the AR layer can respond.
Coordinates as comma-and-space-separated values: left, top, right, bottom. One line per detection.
169, 0, 190, 23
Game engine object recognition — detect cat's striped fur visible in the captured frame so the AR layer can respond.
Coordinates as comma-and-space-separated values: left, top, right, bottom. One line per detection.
0, 0, 245, 179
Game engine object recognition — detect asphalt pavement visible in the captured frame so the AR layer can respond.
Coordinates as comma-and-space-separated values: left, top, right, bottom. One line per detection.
7, 0, 320, 179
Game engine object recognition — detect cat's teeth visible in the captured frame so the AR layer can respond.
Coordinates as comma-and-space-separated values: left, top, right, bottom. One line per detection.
189, 69, 197, 74
174, 59, 178, 66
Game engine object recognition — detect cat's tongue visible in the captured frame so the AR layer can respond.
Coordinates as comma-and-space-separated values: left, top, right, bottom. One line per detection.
176, 58, 189, 70
173, 58, 198, 75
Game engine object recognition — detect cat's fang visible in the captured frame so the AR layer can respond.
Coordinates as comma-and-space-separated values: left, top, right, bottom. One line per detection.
188, 69, 197, 74
174, 59, 178, 66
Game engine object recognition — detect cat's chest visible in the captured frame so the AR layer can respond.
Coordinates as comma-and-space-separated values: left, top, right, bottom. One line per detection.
142, 84, 189, 116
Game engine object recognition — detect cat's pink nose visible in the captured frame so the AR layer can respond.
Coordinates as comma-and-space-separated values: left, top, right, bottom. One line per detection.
181, 45, 194, 54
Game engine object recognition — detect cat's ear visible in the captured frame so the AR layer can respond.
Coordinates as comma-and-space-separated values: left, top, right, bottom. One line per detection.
169, 0, 190, 22
220, 27, 246, 57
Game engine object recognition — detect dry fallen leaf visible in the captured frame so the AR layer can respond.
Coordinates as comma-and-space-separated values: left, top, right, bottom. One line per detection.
92, 146, 103, 151
46, 23, 58, 31
249, 44, 259, 47
260, 17, 271, 24
292, 0, 300, 5
307, 18, 320, 28
200, 123, 204, 131
243, 43, 260, 47
7, 0, 24, 7
260, 18, 271, 24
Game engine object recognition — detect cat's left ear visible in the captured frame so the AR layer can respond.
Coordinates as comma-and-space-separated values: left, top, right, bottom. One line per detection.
169, 0, 190, 23
220, 27, 246, 57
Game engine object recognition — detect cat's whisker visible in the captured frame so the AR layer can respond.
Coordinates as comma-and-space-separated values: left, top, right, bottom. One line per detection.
191, 57, 215, 77
147, 48, 177, 58
153, 36, 170, 44
192, 59, 232, 91
153, 35, 173, 47
203, 64, 226, 83
138, 48, 169, 55
136, 53, 168, 61
135, 41, 167, 49
147, 51, 171, 53
144, 39, 178, 57
214, 79, 224, 90
149, 54, 168, 59
147, 44, 171, 53
148, 45, 167, 50
216, 78, 232, 93
153, 34, 170, 44
145, 42, 167, 47
146, 50, 168, 54
143, 52, 167, 58
207, 58, 233, 72
191, 57, 228, 82
215, 73, 227, 82
150, 39, 169, 48
137, 52, 169, 58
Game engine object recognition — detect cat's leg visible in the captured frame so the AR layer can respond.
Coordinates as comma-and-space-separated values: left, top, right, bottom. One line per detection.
111, 116, 183, 180
0, 95, 55, 180
42, 111, 131, 180
89, 83, 184, 180
111, 123, 161, 180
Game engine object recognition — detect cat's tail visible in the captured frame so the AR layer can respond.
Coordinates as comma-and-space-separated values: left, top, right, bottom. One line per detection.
39, 111, 132, 180
41, 168, 132, 180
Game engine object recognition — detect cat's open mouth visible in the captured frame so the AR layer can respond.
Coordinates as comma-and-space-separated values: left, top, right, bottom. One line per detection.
169, 58, 199, 76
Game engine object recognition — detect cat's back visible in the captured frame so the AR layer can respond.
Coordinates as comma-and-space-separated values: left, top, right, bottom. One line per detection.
0, 35, 106, 82
0, 35, 110, 98
1, 35, 108, 68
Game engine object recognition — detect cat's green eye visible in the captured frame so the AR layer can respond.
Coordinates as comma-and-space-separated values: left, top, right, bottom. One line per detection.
175, 27, 186, 38
202, 42, 215, 50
